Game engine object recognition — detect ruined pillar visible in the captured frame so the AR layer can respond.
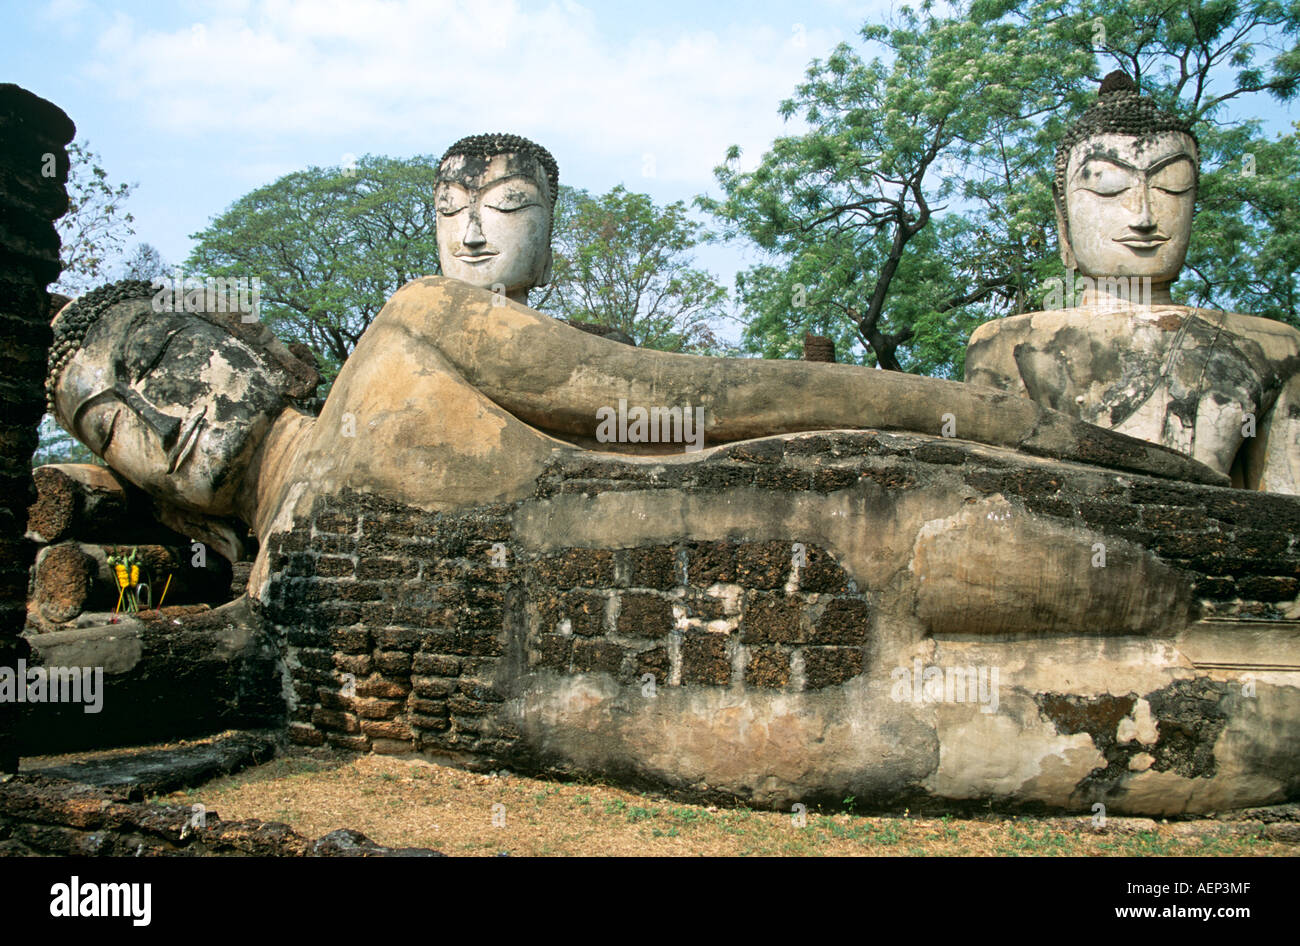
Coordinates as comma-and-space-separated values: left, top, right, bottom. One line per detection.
0, 84, 75, 771
802, 332, 836, 363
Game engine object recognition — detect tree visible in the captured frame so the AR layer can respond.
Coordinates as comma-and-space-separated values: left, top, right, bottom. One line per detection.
1186, 121, 1300, 324
32, 415, 98, 467
701, 9, 1091, 373
188, 154, 442, 380
53, 141, 136, 295
704, 0, 1300, 375
1002, 0, 1300, 325
192, 161, 733, 375
119, 242, 170, 282
43, 141, 138, 467
535, 185, 731, 353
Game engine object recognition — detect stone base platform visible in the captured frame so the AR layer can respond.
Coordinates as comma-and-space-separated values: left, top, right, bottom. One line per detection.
221, 429, 1300, 814
18, 599, 282, 755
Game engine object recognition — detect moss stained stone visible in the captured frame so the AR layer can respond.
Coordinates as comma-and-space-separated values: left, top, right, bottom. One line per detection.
253, 429, 1300, 811
745, 646, 791, 688
681, 631, 730, 686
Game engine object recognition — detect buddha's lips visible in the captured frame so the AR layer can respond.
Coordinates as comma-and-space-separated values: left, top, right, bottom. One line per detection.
455, 253, 498, 264
1115, 234, 1169, 248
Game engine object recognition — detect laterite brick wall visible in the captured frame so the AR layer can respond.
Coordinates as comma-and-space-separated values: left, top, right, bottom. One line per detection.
0, 84, 74, 771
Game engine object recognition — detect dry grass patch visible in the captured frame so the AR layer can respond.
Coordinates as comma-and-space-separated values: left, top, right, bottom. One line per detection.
159, 749, 1297, 857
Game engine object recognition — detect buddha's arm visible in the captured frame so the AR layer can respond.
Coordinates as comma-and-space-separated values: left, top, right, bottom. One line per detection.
963, 317, 1030, 396
382, 277, 1224, 485
1251, 374, 1300, 495
394, 277, 1032, 443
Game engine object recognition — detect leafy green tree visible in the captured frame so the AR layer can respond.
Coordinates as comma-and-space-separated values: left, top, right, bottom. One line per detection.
188, 154, 442, 380
1186, 121, 1300, 324
536, 185, 730, 353
701, 8, 1091, 373
53, 140, 136, 295
42, 140, 138, 467
191, 160, 732, 376
705, 0, 1300, 375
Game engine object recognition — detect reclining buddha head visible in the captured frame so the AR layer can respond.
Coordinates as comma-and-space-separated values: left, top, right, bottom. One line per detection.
1053, 71, 1198, 302
46, 280, 319, 519
435, 132, 559, 304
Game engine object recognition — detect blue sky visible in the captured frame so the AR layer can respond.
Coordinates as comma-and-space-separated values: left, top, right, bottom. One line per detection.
4, 0, 890, 292
4, 0, 1296, 307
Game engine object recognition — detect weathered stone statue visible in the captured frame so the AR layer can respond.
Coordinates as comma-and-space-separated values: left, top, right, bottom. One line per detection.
43, 131, 1300, 817
46, 280, 320, 561
965, 72, 1300, 494
433, 133, 557, 306
48, 133, 1212, 554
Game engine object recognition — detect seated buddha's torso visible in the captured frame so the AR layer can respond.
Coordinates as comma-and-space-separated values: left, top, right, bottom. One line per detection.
966, 304, 1300, 478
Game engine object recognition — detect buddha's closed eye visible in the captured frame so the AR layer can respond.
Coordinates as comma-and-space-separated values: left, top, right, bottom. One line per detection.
90, 405, 122, 454
127, 325, 187, 383
1150, 165, 1194, 195
1076, 157, 1195, 198
1077, 164, 1134, 197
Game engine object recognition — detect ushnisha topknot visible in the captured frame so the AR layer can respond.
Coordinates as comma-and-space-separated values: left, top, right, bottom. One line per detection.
1054, 70, 1199, 223
46, 278, 320, 420
437, 132, 559, 210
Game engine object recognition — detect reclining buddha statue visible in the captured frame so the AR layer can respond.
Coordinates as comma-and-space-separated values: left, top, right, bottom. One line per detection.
46, 132, 1214, 565
40, 130, 1299, 816
965, 72, 1300, 495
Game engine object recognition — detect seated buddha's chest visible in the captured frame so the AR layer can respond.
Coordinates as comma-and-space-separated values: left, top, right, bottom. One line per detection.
1011, 308, 1278, 473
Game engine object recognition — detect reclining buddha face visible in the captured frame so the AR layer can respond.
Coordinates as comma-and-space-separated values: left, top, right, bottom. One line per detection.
1062, 131, 1197, 284
52, 298, 293, 516
435, 151, 553, 301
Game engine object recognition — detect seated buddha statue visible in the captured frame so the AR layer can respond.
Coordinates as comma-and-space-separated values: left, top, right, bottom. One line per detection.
965, 72, 1300, 494
46, 133, 1218, 573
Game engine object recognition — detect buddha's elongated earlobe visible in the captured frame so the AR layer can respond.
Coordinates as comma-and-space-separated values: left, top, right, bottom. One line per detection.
1054, 199, 1076, 271
540, 247, 553, 286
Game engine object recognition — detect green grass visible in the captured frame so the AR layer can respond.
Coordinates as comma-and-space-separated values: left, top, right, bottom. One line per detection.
158, 749, 1298, 857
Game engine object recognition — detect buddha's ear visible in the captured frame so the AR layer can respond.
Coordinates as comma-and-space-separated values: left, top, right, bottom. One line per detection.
539, 247, 553, 287
1054, 198, 1077, 271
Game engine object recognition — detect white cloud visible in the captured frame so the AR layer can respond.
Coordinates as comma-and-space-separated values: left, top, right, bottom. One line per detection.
78, 0, 849, 185
35, 0, 94, 38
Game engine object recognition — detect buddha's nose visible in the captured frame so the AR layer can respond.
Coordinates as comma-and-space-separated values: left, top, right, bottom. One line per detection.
1130, 184, 1157, 231
117, 383, 181, 449
463, 213, 486, 248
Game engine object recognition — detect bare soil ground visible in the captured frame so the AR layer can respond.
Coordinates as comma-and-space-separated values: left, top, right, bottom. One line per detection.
153, 748, 1299, 857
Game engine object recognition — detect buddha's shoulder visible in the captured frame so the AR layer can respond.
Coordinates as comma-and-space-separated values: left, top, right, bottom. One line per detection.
972, 305, 1300, 352
967, 312, 1033, 350
377, 275, 461, 314
967, 309, 1102, 359
966, 306, 1128, 341
1201, 307, 1300, 355
1127, 305, 1300, 359
373, 275, 554, 334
